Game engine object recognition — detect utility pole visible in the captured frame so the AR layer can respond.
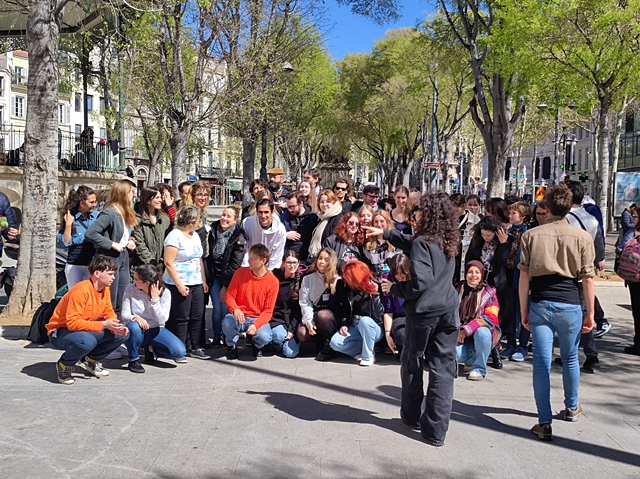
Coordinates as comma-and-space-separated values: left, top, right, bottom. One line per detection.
430, 83, 438, 192
553, 107, 560, 184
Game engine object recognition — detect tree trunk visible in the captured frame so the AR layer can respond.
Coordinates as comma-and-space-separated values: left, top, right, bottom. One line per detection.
169, 123, 190, 197
609, 100, 630, 231
242, 136, 256, 207
3, 0, 64, 316
595, 96, 611, 233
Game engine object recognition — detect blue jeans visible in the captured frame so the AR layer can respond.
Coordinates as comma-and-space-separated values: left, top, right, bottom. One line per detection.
330, 316, 382, 361
221, 314, 271, 348
209, 277, 228, 336
50, 328, 128, 367
124, 321, 186, 361
456, 326, 492, 376
529, 300, 582, 424
271, 324, 299, 358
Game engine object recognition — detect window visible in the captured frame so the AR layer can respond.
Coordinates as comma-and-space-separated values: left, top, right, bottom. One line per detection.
99, 97, 105, 113
578, 149, 582, 170
0, 106, 4, 127
0, 76, 4, 96
75, 93, 81, 112
542, 157, 551, 179
86, 95, 93, 111
12, 66, 25, 85
58, 104, 64, 123
75, 124, 82, 137
100, 128, 106, 139
578, 128, 583, 140
11, 96, 25, 117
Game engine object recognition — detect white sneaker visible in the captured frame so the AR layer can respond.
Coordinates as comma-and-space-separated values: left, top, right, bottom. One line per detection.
360, 357, 375, 366
354, 354, 362, 361
106, 344, 127, 360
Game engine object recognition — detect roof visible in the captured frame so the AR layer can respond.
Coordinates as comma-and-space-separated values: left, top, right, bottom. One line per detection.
0, 1, 107, 37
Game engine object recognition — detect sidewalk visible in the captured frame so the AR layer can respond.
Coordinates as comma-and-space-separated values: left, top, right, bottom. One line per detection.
1, 281, 639, 478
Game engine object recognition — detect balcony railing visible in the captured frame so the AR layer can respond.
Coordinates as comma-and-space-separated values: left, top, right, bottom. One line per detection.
196, 165, 232, 177
0, 124, 120, 172
11, 73, 27, 86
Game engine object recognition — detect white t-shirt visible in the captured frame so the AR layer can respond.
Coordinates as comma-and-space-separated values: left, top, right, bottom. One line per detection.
163, 229, 203, 286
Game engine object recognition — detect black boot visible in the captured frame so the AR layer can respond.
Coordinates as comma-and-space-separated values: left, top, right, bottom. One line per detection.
490, 348, 503, 370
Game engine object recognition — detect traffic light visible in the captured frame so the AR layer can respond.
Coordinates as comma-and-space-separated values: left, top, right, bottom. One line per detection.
560, 164, 564, 170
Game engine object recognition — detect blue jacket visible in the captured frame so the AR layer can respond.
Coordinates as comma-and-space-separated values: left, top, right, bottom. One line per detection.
618, 209, 635, 254
0, 191, 16, 247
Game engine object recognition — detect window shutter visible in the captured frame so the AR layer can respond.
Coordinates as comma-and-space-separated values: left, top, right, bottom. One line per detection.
10, 95, 14, 116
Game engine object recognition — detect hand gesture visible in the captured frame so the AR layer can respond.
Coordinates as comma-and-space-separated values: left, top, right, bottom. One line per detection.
234, 308, 246, 325
362, 226, 383, 238
7, 227, 18, 241
135, 316, 150, 330
286, 231, 301, 241
149, 281, 161, 300
103, 319, 128, 336
246, 323, 257, 336
339, 325, 348, 336
111, 242, 124, 253
126, 239, 136, 251
306, 322, 317, 336
380, 278, 392, 294
497, 227, 508, 244
64, 210, 74, 225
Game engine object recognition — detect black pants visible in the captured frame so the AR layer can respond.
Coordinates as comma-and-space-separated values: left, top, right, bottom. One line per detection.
594, 296, 606, 327
111, 250, 130, 317
577, 282, 598, 359
629, 282, 640, 348
167, 284, 205, 350
401, 309, 458, 445
392, 316, 406, 352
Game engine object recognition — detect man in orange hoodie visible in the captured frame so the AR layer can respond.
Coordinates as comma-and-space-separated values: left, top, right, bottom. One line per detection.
47, 255, 129, 384
222, 243, 279, 359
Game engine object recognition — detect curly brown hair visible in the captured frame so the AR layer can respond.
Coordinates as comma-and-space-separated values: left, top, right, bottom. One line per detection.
333, 212, 365, 246
414, 193, 460, 258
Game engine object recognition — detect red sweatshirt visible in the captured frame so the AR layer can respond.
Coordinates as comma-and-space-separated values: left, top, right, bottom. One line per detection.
225, 267, 279, 329
46, 279, 117, 334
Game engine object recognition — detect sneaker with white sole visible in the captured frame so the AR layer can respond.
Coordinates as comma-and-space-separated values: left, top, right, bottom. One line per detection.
78, 358, 109, 377
594, 321, 612, 338
563, 404, 583, 422
510, 348, 528, 362
174, 356, 187, 364
105, 344, 128, 360
56, 361, 75, 385
467, 371, 484, 381
360, 357, 375, 366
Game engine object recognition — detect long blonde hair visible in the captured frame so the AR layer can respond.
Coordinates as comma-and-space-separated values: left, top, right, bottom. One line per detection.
308, 247, 338, 286
105, 180, 136, 227
365, 210, 395, 252
299, 180, 318, 213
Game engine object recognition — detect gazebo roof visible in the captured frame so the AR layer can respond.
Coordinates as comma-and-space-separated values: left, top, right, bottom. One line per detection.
0, 1, 106, 37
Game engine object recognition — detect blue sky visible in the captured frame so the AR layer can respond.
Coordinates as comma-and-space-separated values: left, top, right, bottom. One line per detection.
323, 1, 436, 60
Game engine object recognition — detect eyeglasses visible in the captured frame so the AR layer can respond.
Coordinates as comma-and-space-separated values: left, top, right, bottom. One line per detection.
286, 204, 299, 210
334, 186, 347, 191
195, 193, 209, 199
347, 221, 359, 226
366, 194, 379, 199
284, 260, 299, 266
536, 212, 547, 216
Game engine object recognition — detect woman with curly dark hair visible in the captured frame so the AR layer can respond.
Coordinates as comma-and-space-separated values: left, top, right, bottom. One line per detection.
323, 212, 364, 270
379, 192, 461, 447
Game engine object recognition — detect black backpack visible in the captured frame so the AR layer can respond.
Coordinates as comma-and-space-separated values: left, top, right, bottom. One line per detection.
27, 299, 59, 344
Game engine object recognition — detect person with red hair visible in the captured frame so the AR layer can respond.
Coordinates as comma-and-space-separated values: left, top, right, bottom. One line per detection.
323, 212, 364, 270
329, 261, 384, 366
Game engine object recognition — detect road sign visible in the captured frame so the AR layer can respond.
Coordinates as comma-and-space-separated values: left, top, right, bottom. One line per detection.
519, 174, 525, 179
512, 174, 516, 179
188, 175, 198, 181
424, 162, 440, 168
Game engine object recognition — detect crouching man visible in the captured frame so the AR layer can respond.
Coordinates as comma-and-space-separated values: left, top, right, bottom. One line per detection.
47, 254, 129, 384
222, 244, 279, 359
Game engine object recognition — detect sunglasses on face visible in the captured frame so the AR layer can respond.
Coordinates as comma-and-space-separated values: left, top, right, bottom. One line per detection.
347, 221, 359, 226
334, 186, 347, 191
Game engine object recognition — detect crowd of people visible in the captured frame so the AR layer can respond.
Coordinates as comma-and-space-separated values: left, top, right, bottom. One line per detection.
46, 168, 640, 446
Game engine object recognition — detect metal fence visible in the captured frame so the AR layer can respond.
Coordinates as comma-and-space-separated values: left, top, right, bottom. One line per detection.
0, 125, 119, 172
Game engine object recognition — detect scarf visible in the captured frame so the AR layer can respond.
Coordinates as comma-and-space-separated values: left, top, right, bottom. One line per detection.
212, 223, 236, 259
308, 201, 343, 258
459, 260, 486, 326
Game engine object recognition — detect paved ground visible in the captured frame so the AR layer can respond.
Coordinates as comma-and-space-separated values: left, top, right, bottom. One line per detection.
1, 280, 639, 479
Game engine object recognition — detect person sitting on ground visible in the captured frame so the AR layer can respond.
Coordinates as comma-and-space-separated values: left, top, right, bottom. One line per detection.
330, 260, 385, 366
242, 198, 287, 271
455, 260, 501, 381
223, 243, 280, 360
121, 264, 186, 373
298, 247, 341, 361
382, 254, 411, 357
269, 251, 304, 358
46, 255, 129, 385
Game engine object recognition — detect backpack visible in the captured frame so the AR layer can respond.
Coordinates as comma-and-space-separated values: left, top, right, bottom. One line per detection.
27, 299, 59, 344
616, 235, 640, 283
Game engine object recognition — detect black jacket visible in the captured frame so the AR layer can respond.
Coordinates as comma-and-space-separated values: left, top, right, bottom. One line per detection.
390, 237, 459, 318
280, 204, 319, 262
207, 221, 248, 287
335, 280, 384, 327
270, 268, 302, 333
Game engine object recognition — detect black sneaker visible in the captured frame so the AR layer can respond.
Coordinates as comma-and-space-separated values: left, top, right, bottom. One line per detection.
489, 348, 503, 370
252, 345, 263, 358
594, 321, 612, 338
188, 348, 211, 360
226, 345, 238, 360
624, 345, 640, 356
400, 410, 420, 432
56, 361, 75, 385
583, 356, 599, 373
128, 360, 146, 374
531, 423, 552, 441
315, 340, 334, 362
144, 346, 155, 364
212, 334, 223, 348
